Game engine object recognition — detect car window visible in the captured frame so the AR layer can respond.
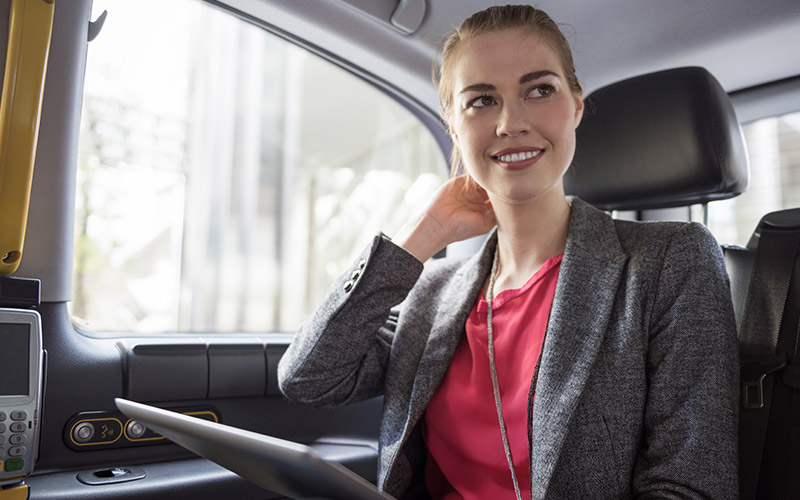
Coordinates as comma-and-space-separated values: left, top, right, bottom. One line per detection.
708, 110, 800, 246
71, 0, 448, 334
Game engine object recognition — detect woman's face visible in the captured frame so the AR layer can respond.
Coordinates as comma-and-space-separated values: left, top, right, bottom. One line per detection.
449, 27, 584, 205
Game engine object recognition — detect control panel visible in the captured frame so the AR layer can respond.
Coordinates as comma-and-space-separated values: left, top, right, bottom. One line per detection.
64, 407, 218, 451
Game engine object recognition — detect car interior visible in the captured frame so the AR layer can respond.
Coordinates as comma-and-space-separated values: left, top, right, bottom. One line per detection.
1, 0, 799, 499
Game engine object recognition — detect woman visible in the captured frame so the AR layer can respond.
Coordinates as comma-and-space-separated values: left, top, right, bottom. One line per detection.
278, 5, 738, 499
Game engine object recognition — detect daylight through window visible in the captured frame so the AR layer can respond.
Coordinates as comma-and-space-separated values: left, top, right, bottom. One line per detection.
72, 0, 448, 334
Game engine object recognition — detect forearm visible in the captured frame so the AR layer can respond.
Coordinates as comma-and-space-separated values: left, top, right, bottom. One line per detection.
278, 234, 424, 407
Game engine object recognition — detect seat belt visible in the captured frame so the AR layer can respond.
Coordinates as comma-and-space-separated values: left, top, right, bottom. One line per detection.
738, 221, 800, 500
756, 256, 800, 500
781, 315, 800, 498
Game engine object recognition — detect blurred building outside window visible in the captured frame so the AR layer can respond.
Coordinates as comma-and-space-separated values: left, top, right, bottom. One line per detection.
72, 0, 447, 334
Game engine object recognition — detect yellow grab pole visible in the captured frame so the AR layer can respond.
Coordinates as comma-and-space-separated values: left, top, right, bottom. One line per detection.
0, 484, 30, 500
0, 483, 29, 500
0, 0, 55, 275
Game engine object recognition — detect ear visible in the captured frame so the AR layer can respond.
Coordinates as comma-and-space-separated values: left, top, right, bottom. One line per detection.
573, 92, 585, 128
449, 122, 459, 146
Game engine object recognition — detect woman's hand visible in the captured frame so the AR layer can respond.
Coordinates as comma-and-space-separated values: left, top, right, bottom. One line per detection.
393, 175, 496, 262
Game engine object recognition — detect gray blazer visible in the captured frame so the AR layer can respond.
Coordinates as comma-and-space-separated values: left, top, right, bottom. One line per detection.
278, 197, 739, 499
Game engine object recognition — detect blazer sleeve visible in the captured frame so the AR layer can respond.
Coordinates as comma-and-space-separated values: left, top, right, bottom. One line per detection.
277, 233, 424, 408
634, 222, 739, 499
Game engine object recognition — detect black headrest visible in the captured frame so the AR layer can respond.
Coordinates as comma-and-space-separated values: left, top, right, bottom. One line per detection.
564, 67, 749, 211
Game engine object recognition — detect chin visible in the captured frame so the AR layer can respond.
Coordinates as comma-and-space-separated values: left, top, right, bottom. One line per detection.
490, 188, 548, 205
491, 179, 563, 206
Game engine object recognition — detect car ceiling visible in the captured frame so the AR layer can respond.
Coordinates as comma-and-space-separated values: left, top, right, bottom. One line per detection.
220, 0, 800, 117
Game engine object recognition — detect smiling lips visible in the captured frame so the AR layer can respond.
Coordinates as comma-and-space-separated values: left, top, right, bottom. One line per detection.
491, 148, 543, 170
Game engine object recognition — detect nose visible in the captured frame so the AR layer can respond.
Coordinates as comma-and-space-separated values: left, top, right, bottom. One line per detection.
496, 100, 529, 137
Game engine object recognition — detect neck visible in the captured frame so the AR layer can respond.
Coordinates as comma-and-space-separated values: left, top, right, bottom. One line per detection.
489, 188, 571, 292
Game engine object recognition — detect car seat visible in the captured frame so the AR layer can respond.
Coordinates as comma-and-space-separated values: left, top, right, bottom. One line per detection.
725, 209, 800, 499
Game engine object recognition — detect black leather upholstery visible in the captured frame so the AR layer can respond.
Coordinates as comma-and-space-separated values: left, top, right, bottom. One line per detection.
725, 207, 800, 326
723, 247, 754, 329
731, 207, 800, 500
565, 67, 749, 211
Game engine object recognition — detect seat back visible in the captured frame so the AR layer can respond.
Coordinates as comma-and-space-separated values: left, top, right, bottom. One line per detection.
726, 209, 800, 500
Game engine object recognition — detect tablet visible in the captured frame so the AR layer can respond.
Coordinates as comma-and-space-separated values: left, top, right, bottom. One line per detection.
114, 398, 395, 500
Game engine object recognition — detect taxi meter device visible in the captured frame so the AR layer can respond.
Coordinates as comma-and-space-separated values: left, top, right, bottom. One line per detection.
0, 309, 43, 487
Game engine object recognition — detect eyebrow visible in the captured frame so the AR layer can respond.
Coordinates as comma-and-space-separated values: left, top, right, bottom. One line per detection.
519, 70, 560, 84
458, 70, 561, 95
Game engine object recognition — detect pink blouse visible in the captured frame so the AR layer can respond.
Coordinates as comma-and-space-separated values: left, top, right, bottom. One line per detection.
423, 253, 563, 500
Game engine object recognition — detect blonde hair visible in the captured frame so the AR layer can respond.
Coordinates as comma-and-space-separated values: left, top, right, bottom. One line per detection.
433, 5, 582, 177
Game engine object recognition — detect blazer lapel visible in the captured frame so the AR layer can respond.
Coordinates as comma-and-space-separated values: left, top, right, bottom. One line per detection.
404, 233, 497, 435
530, 198, 628, 499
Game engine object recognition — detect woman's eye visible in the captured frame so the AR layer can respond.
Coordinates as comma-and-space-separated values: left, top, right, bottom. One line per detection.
468, 95, 495, 108
528, 84, 556, 98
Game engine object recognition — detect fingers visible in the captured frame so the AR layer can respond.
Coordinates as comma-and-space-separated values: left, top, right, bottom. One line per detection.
431, 176, 496, 239
444, 175, 485, 203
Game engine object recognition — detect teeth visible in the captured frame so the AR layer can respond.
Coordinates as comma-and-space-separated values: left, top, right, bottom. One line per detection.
497, 150, 541, 162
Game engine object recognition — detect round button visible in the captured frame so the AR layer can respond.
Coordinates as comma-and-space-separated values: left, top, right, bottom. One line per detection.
4, 457, 24, 472
126, 420, 147, 439
0, 411, 6, 422
9, 434, 25, 445
73, 422, 95, 443
9, 446, 26, 457
10, 411, 27, 421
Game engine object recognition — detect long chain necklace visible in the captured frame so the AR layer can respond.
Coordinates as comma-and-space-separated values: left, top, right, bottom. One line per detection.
486, 246, 524, 500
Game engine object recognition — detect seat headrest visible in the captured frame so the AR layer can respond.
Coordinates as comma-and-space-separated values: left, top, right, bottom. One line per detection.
564, 67, 749, 211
